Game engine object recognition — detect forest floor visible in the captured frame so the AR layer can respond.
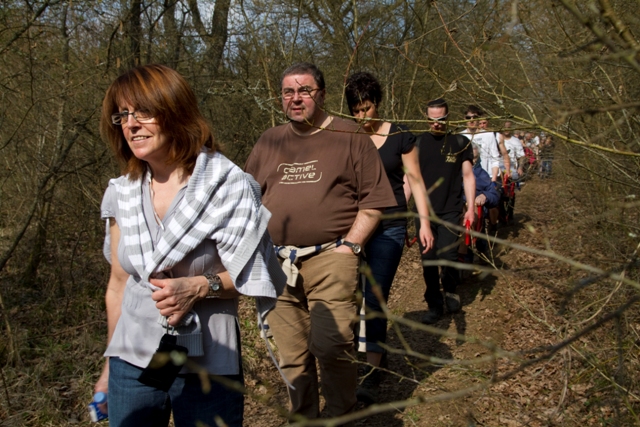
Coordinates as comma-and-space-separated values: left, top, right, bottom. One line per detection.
240, 172, 623, 427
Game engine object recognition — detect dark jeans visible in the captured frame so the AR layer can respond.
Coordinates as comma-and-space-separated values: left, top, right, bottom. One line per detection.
415, 211, 462, 312
108, 357, 244, 427
363, 225, 405, 353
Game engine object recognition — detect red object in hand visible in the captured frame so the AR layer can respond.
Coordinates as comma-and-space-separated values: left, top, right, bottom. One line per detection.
405, 233, 418, 248
472, 205, 483, 246
465, 220, 471, 245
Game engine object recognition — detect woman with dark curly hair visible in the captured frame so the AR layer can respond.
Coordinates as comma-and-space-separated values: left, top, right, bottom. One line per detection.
95, 64, 284, 426
345, 72, 433, 404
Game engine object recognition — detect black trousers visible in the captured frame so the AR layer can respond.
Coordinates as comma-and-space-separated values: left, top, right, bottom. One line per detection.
415, 211, 462, 312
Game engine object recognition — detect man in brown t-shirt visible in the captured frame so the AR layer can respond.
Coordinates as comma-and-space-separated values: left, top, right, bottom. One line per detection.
245, 62, 395, 422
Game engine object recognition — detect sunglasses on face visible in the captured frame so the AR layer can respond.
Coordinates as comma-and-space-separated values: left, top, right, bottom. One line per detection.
465, 115, 478, 120
428, 115, 448, 123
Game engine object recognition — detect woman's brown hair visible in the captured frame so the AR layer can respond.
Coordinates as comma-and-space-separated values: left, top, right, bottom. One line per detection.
100, 64, 218, 180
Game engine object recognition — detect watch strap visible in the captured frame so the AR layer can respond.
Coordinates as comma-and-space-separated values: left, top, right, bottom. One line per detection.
342, 240, 362, 255
204, 273, 222, 298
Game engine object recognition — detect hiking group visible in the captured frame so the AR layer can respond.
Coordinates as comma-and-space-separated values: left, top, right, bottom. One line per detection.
95, 62, 554, 426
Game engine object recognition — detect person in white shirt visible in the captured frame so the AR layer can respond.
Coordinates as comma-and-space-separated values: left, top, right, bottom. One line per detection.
497, 121, 527, 226
479, 116, 511, 231
524, 132, 541, 156
480, 117, 510, 175
460, 106, 500, 183
504, 122, 526, 179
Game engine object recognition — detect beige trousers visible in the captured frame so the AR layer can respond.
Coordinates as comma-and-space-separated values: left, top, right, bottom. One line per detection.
267, 250, 359, 422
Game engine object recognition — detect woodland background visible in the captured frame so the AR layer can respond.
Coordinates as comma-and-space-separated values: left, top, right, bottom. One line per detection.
0, 0, 639, 426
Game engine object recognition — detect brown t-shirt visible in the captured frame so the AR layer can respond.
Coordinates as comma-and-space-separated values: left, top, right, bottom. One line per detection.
244, 117, 396, 246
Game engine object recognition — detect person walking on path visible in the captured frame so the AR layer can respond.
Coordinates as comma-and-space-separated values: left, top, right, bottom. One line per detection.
538, 134, 555, 178
478, 114, 511, 232
412, 98, 475, 325
459, 142, 501, 262
95, 64, 284, 427
502, 121, 526, 180
244, 62, 396, 423
344, 71, 433, 405
460, 105, 501, 183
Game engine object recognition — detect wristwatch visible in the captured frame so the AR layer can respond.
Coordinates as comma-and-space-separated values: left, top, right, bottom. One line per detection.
342, 241, 362, 255
204, 273, 222, 298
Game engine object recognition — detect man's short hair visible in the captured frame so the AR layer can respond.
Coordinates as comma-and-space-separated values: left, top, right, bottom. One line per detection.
427, 98, 448, 115
344, 72, 383, 114
465, 105, 483, 116
281, 62, 325, 91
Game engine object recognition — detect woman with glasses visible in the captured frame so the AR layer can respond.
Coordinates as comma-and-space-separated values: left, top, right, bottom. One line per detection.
95, 64, 284, 427
344, 72, 433, 405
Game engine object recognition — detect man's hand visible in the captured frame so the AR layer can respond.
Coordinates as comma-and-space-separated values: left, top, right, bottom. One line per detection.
150, 276, 207, 326
333, 244, 354, 255
419, 224, 434, 254
475, 194, 487, 206
464, 208, 475, 228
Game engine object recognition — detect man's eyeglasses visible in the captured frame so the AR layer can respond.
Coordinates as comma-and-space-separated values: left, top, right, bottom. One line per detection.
111, 110, 154, 125
465, 115, 478, 120
428, 115, 448, 123
282, 87, 320, 100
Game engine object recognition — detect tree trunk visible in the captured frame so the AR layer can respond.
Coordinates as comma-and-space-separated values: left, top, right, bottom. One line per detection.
187, 0, 231, 76
128, 0, 142, 68
163, 0, 180, 68
19, 196, 51, 287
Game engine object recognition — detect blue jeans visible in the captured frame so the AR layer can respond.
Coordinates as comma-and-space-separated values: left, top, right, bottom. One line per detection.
363, 226, 405, 353
108, 357, 244, 427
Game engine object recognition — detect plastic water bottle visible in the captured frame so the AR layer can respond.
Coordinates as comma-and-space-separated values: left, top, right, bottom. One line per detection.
88, 392, 108, 422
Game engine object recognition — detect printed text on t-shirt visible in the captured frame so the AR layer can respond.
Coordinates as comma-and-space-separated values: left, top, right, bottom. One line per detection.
277, 161, 322, 184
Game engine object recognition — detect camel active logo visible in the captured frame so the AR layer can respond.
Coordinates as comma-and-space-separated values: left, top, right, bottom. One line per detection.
277, 160, 322, 184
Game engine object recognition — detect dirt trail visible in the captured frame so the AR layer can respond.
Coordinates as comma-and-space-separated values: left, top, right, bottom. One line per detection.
244, 175, 579, 426
360, 176, 571, 427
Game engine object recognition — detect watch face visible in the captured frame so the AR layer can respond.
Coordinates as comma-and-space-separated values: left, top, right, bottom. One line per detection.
344, 241, 361, 254
205, 273, 222, 298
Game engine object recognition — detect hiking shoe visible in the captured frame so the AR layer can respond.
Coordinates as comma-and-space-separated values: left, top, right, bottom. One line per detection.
356, 366, 381, 406
445, 292, 461, 313
421, 308, 443, 325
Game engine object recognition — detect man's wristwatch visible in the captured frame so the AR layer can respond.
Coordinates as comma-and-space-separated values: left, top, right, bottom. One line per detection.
342, 241, 362, 255
204, 273, 222, 298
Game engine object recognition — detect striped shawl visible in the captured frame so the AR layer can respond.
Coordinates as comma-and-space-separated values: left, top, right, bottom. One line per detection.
107, 150, 284, 319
